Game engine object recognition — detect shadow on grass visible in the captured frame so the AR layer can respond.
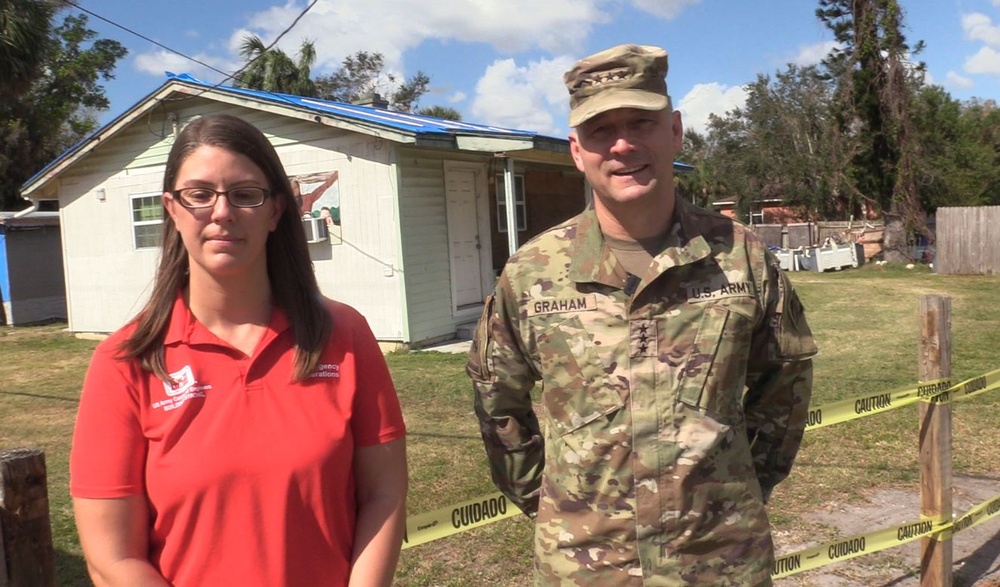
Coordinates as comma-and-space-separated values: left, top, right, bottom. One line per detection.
953, 531, 1000, 587
55, 548, 91, 587
407, 431, 480, 441
873, 533, 1000, 587
0, 390, 78, 402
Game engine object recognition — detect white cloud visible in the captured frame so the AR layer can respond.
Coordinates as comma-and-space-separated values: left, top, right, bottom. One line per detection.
965, 46, 1000, 75
791, 41, 840, 66
134, 0, 707, 81
133, 50, 235, 83
125, 0, 707, 132
468, 56, 576, 136
946, 71, 974, 88
236, 0, 607, 72
676, 83, 748, 136
629, 0, 703, 20
962, 13, 1000, 47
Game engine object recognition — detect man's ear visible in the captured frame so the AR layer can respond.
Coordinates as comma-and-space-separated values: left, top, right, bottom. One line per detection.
671, 110, 684, 151
569, 132, 586, 173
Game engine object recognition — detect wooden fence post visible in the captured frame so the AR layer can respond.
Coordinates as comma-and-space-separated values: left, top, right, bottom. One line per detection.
919, 295, 952, 587
0, 448, 56, 587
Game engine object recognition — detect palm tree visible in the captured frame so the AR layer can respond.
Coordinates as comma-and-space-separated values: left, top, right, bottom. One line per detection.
235, 34, 317, 96
417, 105, 462, 121
0, 0, 58, 98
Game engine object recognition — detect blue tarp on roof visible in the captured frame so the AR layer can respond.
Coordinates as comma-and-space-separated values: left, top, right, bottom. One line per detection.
23, 73, 693, 191
166, 73, 541, 138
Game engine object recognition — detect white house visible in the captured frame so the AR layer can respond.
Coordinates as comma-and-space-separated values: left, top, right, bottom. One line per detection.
18, 74, 588, 346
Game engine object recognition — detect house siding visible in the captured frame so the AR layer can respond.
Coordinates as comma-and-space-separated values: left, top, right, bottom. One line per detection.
52, 100, 407, 339
396, 148, 490, 344
285, 134, 406, 341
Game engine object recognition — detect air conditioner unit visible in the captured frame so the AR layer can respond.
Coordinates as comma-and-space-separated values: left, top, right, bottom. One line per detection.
302, 216, 328, 244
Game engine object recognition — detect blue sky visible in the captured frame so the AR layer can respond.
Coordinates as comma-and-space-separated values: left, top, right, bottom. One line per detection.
77, 0, 1000, 138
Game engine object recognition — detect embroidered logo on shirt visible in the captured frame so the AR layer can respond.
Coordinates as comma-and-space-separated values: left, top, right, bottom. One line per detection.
153, 365, 210, 412
527, 294, 598, 316
308, 363, 341, 379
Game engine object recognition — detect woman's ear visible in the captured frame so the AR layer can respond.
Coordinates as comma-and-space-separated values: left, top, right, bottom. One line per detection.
269, 193, 287, 232
162, 191, 179, 221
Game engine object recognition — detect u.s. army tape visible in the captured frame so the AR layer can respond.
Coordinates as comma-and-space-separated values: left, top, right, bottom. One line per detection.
402, 491, 523, 549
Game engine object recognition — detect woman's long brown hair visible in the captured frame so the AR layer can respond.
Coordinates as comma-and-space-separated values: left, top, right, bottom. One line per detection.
118, 114, 333, 381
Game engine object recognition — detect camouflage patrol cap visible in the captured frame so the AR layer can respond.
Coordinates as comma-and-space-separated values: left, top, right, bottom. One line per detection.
563, 44, 669, 127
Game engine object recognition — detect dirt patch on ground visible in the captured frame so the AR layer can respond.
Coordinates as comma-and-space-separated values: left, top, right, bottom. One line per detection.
774, 474, 1000, 587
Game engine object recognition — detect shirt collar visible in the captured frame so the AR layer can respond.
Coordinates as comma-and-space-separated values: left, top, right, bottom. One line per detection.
162, 291, 290, 347
567, 197, 714, 288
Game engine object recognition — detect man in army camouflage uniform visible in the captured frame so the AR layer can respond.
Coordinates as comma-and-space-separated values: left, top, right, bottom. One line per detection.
466, 43, 817, 586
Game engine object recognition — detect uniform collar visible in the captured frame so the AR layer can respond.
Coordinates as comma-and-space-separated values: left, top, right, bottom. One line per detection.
162, 291, 290, 347
567, 198, 714, 288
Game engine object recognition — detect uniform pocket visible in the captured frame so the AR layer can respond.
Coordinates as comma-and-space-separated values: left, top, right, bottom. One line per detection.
676, 303, 753, 424
533, 315, 625, 437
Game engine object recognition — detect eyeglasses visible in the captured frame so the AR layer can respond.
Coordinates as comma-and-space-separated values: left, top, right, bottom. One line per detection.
171, 187, 270, 209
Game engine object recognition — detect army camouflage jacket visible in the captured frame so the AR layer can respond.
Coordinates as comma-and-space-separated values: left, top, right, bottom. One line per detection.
467, 198, 817, 586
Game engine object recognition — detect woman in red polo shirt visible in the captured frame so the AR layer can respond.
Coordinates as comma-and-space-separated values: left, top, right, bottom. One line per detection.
70, 114, 407, 587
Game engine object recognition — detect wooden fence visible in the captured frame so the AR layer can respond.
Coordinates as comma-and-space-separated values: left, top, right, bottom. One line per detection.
935, 206, 1000, 275
0, 448, 56, 587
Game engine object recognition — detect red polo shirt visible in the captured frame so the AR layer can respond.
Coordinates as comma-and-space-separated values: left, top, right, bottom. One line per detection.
70, 295, 406, 586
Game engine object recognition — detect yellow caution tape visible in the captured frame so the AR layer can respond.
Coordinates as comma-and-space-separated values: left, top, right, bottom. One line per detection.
933, 491, 1000, 541
804, 377, 948, 431
922, 368, 1000, 405
774, 490, 1000, 577
771, 516, 948, 579
400, 368, 1000, 568
402, 491, 522, 549
804, 369, 1000, 431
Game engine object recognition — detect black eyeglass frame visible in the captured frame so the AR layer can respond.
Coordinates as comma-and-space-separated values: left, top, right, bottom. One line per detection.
170, 187, 271, 209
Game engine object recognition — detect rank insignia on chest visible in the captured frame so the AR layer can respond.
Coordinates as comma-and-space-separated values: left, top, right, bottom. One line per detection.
527, 294, 598, 316
630, 319, 658, 357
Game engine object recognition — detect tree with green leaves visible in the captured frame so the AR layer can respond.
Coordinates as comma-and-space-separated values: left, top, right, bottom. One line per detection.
0, 10, 126, 210
416, 105, 462, 120
0, 0, 58, 99
818, 0, 927, 262
912, 91, 1000, 209
314, 51, 429, 112
702, 65, 839, 222
234, 35, 317, 96
675, 129, 726, 209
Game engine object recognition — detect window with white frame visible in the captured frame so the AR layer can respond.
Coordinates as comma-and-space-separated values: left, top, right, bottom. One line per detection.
496, 174, 526, 233
131, 193, 163, 249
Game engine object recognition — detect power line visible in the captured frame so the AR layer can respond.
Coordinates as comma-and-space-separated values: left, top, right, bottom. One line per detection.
58, 0, 230, 79
225, 0, 320, 85
58, 0, 320, 87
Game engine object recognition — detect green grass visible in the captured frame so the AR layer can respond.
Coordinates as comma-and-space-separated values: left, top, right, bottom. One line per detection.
2, 264, 999, 586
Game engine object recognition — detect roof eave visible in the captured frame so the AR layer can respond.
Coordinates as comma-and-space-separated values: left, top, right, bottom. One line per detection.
20, 82, 183, 198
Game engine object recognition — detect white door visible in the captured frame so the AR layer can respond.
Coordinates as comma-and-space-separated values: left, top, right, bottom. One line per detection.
446, 168, 484, 309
